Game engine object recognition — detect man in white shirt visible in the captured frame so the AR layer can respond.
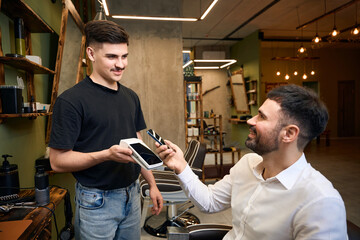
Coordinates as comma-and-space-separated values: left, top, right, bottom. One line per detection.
156, 84, 347, 239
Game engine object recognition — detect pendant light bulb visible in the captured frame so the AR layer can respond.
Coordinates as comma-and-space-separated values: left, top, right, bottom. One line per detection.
352, 27, 359, 35
312, 34, 321, 43
302, 73, 308, 79
331, 27, 339, 37
294, 71, 298, 76
285, 74, 290, 80
311, 70, 315, 75
276, 70, 281, 76
298, 45, 306, 53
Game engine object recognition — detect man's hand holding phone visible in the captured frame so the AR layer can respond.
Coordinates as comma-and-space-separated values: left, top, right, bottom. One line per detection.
146, 129, 175, 151
155, 140, 188, 175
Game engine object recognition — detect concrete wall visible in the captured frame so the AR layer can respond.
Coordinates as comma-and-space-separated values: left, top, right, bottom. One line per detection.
109, 0, 185, 150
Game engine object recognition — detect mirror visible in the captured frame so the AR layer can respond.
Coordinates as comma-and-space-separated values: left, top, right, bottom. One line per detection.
229, 69, 250, 113
46, 0, 86, 142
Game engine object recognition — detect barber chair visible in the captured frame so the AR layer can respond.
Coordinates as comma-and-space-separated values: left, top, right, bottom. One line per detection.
140, 139, 206, 238
167, 220, 360, 240
167, 224, 232, 240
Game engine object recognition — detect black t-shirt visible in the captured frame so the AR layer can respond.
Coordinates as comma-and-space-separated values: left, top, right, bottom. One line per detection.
49, 76, 146, 189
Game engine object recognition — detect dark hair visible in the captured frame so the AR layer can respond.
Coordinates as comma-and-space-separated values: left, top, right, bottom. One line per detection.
85, 20, 129, 47
267, 84, 328, 150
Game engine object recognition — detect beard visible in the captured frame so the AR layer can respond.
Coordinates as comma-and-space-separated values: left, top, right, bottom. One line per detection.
245, 123, 283, 156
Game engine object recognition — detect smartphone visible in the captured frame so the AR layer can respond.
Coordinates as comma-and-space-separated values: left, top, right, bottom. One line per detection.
120, 138, 163, 170
147, 129, 166, 145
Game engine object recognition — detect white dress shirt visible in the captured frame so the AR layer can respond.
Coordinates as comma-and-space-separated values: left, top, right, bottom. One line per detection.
177, 153, 347, 240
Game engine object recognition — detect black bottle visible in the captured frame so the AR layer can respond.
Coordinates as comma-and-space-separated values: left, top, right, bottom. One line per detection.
35, 166, 49, 206
0, 154, 20, 196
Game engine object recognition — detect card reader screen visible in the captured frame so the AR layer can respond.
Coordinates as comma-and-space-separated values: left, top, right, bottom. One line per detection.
129, 143, 162, 165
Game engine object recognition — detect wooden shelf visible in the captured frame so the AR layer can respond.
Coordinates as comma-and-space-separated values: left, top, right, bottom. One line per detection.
229, 118, 247, 124
271, 56, 320, 61
0, 56, 55, 74
1, 0, 53, 33
0, 112, 52, 118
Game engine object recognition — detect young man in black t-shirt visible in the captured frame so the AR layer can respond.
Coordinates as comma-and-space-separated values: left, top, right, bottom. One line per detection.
49, 20, 163, 240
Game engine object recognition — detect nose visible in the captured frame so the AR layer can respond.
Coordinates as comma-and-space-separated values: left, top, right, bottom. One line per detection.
115, 57, 126, 69
247, 115, 257, 126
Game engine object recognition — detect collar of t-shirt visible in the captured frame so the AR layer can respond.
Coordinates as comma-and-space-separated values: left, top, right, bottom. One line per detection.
252, 153, 308, 190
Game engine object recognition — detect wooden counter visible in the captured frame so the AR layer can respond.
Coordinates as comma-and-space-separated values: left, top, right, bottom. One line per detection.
0, 186, 67, 239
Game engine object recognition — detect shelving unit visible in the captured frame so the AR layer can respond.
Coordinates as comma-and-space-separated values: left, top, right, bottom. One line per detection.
0, 0, 55, 124
245, 78, 257, 106
184, 76, 204, 144
202, 115, 225, 180
184, 76, 226, 180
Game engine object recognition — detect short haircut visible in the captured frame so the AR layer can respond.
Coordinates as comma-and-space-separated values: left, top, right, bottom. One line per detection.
85, 20, 129, 47
267, 84, 328, 150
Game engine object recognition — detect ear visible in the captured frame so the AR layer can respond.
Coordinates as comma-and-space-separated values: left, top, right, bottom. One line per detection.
281, 125, 299, 143
86, 46, 95, 61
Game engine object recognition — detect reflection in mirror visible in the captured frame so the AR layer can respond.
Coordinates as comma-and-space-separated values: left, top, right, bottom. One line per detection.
46, 0, 85, 143
229, 70, 249, 113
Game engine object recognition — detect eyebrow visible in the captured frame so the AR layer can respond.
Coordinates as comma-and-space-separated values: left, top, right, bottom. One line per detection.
105, 53, 129, 57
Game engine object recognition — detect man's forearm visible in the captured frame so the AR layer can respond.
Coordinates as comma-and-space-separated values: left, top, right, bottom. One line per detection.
49, 148, 107, 173
140, 168, 157, 188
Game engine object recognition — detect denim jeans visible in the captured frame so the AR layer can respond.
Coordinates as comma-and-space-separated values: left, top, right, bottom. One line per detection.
74, 180, 141, 240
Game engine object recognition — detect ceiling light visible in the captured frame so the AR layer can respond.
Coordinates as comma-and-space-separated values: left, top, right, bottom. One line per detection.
311, 70, 315, 75
331, 27, 339, 36
94, 0, 107, 20
294, 71, 298, 76
276, 71, 281, 76
112, 15, 198, 21
200, 0, 219, 20
331, 13, 339, 37
194, 66, 219, 70
220, 60, 237, 68
183, 60, 193, 68
285, 74, 290, 80
312, 21, 321, 43
182, 50, 191, 53
352, 3, 359, 35
193, 59, 237, 69
302, 73, 308, 79
351, 26, 359, 35
312, 34, 322, 43
298, 44, 306, 54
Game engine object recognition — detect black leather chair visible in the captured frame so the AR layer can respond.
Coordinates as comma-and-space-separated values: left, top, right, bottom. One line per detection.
140, 140, 207, 238
167, 220, 360, 240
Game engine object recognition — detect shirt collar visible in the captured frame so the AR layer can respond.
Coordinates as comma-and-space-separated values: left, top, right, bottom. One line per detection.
275, 153, 308, 190
252, 153, 308, 190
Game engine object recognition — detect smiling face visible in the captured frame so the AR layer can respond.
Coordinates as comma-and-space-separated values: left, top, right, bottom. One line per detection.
245, 99, 285, 156
87, 42, 128, 88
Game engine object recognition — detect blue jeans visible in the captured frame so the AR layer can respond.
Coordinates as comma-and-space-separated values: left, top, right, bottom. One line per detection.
74, 180, 141, 240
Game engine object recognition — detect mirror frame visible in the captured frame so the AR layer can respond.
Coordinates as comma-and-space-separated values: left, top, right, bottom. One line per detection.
46, 0, 86, 143
229, 69, 250, 114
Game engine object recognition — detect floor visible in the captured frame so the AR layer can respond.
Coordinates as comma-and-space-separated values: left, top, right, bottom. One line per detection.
141, 138, 360, 239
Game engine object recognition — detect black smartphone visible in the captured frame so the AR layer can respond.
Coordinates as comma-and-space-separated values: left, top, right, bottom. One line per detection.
147, 129, 166, 145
